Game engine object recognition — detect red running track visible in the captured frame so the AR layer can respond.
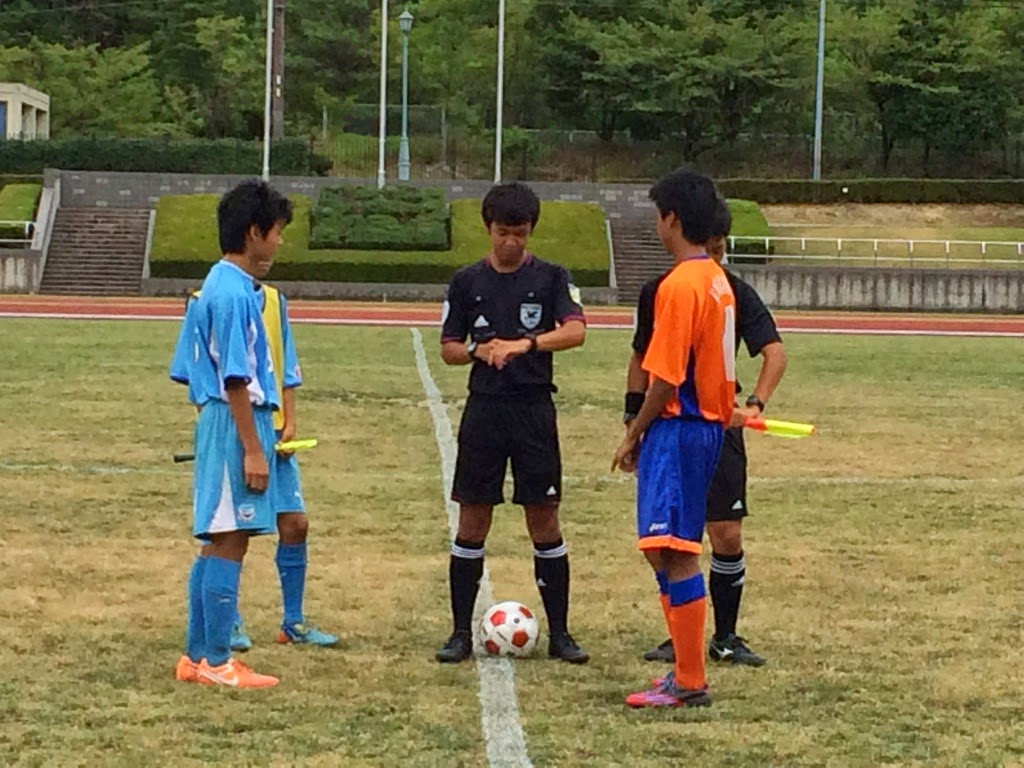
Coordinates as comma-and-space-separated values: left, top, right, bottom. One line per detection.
2, 295, 1023, 336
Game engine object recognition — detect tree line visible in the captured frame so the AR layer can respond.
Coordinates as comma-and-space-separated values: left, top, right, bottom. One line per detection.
0, 0, 1021, 176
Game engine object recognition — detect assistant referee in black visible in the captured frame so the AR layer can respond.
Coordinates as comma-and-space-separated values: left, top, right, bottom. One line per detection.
436, 182, 589, 664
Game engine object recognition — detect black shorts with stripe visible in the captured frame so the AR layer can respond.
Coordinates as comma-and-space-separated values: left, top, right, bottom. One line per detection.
707, 427, 748, 521
452, 393, 561, 507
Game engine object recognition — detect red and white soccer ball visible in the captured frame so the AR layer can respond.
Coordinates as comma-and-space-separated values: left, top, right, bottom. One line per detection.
481, 601, 539, 658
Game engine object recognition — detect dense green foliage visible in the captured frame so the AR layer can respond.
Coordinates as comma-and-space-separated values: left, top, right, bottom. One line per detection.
0, 0, 1020, 178
310, 186, 450, 250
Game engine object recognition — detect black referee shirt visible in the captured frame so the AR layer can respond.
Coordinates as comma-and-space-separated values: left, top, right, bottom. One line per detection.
442, 254, 586, 396
632, 269, 781, 394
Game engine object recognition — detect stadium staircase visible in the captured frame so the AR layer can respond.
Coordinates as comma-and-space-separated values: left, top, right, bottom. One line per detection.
39, 208, 151, 295
610, 219, 673, 306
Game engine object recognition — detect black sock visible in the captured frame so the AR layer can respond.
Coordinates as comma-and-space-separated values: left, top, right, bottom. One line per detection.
534, 538, 570, 636
449, 538, 484, 634
709, 551, 745, 640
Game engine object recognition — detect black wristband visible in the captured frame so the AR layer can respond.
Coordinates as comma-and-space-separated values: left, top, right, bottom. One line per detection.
624, 391, 645, 422
526, 333, 538, 352
745, 394, 765, 412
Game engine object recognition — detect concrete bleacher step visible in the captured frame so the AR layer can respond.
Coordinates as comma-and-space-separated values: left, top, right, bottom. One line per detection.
39, 208, 151, 296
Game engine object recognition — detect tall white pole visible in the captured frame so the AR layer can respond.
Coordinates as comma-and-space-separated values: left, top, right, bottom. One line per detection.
494, 0, 505, 183
262, 0, 274, 180
377, 0, 389, 189
812, 0, 826, 180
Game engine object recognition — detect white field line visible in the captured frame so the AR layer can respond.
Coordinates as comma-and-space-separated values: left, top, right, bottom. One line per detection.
409, 328, 533, 768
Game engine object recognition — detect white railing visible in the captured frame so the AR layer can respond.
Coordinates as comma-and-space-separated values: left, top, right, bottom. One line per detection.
0, 220, 34, 247
728, 235, 1024, 268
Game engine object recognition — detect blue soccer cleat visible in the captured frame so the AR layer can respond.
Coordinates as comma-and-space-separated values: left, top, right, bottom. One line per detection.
276, 622, 339, 647
230, 620, 253, 652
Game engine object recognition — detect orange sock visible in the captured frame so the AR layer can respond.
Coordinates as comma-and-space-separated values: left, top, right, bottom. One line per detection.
659, 593, 672, 638
668, 597, 707, 691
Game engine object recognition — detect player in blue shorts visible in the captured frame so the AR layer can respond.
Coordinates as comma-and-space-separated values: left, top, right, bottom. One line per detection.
173, 283, 339, 652
169, 180, 292, 688
612, 170, 736, 708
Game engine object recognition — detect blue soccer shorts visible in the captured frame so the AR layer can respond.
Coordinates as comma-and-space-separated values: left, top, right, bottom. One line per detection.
636, 417, 724, 554
192, 401, 278, 540
272, 447, 306, 515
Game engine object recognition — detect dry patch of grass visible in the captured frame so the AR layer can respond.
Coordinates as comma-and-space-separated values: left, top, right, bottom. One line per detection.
0, 321, 1021, 766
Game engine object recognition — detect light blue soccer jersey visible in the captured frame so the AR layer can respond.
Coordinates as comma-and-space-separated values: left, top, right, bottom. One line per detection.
171, 260, 279, 409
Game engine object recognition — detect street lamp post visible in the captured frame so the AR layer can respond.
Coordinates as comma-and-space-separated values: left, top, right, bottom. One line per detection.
377, 0, 388, 189
398, 10, 414, 181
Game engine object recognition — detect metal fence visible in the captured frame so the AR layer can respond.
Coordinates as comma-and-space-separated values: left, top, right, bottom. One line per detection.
729, 236, 1024, 269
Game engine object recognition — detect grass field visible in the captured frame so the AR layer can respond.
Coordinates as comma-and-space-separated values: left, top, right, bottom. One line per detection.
0, 182, 41, 239
0, 320, 1022, 766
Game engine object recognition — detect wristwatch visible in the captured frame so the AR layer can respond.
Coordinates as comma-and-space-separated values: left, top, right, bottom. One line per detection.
466, 340, 479, 359
525, 333, 538, 352
745, 394, 765, 412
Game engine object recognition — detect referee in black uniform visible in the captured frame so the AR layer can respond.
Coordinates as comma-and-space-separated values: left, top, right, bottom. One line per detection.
436, 182, 589, 664
627, 199, 787, 667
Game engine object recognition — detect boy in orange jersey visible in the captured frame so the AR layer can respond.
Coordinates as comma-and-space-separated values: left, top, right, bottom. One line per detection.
612, 169, 736, 708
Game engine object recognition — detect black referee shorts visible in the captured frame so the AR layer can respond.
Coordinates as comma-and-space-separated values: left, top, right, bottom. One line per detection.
452, 393, 562, 507
706, 427, 748, 522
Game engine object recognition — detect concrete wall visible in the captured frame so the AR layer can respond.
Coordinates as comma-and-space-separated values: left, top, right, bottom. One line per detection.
58, 170, 656, 220
143, 277, 620, 305
0, 249, 43, 292
730, 265, 1024, 313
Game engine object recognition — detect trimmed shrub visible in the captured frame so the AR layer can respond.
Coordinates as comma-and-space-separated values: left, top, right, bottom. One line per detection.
716, 178, 1024, 205
310, 185, 451, 250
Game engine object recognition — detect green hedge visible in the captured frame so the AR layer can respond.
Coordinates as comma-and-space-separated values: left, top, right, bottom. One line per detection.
716, 178, 1024, 204
310, 186, 451, 251
0, 138, 330, 176
0, 183, 41, 241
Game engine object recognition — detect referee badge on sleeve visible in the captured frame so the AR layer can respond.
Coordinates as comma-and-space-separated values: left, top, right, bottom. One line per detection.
568, 283, 582, 306
520, 303, 543, 330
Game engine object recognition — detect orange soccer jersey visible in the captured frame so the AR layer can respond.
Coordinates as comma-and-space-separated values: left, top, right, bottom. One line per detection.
641, 257, 736, 424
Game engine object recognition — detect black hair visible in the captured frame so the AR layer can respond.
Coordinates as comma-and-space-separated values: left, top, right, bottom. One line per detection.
648, 169, 720, 245
217, 180, 294, 254
711, 197, 732, 239
481, 182, 541, 229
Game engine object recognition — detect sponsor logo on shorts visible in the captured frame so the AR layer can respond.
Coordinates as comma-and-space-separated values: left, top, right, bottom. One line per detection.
647, 522, 669, 533
237, 505, 255, 522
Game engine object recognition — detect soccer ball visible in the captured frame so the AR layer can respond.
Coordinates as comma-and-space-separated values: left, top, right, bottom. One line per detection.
480, 601, 539, 658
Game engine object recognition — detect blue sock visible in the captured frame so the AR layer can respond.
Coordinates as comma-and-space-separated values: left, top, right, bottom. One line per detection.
655, 570, 669, 596
276, 542, 307, 627
202, 556, 242, 667
667, 573, 707, 607
185, 556, 207, 662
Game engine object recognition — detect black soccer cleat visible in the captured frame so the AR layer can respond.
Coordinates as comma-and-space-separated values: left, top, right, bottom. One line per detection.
642, 638, 675, 663
708, 634, 766, 667
548, 632, 590, 664
436, 630, 473, 663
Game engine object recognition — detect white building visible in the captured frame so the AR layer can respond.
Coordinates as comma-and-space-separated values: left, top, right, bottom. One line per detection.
0, 83, 50, 140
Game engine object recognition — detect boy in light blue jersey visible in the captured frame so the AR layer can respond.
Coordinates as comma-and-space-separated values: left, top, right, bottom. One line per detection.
172, 283, 338, 655
170, 180, 293, 689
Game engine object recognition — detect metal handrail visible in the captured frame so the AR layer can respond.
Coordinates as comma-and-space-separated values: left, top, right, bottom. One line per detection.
728, 234, 1024, 268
